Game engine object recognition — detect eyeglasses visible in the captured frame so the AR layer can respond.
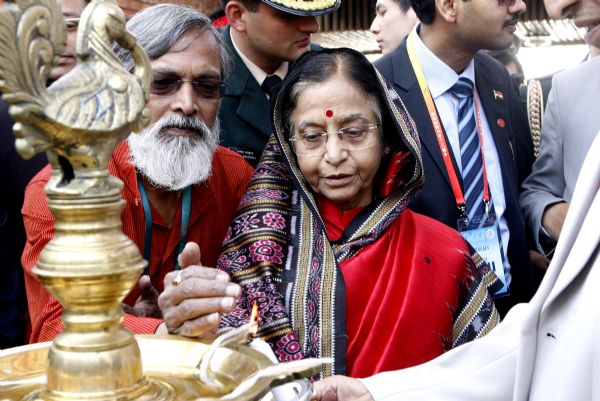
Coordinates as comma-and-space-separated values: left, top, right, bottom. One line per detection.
290, 123, 380, 156
150, 77, 226, 100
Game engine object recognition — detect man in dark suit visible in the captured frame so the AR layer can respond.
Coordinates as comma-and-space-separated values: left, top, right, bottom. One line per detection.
375, 0, 535, 314
219, 0, 339, 166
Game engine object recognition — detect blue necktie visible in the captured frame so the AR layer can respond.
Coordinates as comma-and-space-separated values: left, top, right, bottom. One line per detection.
450, 77, 494, 228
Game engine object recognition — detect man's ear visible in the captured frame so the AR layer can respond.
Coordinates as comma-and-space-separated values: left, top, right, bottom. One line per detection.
435, 0, 458, 22
226, 1, 247, 32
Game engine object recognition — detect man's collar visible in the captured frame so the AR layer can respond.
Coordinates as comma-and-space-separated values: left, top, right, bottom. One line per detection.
230, 32, 288, 85
410, 24, 476, 98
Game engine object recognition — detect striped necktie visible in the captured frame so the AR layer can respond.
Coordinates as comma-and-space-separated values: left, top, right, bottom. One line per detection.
450, 77, 495, 228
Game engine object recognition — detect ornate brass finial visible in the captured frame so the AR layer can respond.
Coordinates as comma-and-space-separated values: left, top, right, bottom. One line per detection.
0, 0, 150, 172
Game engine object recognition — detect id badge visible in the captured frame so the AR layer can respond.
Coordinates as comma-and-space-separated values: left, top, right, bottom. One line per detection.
458, 214, 508, 297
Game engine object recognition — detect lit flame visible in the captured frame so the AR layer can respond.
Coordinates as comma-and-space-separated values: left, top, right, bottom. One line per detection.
198, 301, 261, 383
249, 302, 259, 337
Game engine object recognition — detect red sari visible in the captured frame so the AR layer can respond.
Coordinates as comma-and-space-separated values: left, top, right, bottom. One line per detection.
318, 196, 492, 378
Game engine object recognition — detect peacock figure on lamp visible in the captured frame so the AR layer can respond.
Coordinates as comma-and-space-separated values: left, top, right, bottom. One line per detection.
0, 0, 324, 400
0, 0, 151, 164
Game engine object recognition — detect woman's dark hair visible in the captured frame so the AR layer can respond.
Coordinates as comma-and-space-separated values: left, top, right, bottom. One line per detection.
278, 48, 384, 139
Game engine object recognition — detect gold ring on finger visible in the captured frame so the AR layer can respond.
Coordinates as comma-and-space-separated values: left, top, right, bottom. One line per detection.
172, 270, 183, 286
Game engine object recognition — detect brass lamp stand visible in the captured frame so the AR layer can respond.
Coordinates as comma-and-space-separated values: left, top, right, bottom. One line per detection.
0, 1, 323, 400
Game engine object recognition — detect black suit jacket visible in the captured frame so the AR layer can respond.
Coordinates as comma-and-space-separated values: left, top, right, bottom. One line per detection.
375, 39, 535, 314
219, 27, 272, 166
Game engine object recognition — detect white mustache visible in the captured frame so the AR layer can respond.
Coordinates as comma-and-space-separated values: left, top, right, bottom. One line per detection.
155, 114, 210, 138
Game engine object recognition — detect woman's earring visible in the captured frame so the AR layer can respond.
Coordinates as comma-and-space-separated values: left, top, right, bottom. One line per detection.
384, 146, 391, 155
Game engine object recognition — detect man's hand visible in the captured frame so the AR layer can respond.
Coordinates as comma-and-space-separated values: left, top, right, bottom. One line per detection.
157, 242, 240, 339
123, 275, 161, 318
312, 376, 374, 401
542, 202, 569, 240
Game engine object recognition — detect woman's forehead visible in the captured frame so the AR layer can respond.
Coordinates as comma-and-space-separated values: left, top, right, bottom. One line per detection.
293, 79, 376, 122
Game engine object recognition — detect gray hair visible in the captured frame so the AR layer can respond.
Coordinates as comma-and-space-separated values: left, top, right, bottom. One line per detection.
115, 4, 232, 80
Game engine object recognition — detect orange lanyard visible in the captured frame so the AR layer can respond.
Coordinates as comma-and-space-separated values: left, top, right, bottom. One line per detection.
407, 35, 490, 218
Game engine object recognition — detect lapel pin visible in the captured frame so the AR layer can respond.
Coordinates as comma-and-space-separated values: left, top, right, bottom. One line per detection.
493, 90, 504, 100
497, 118, 506, 128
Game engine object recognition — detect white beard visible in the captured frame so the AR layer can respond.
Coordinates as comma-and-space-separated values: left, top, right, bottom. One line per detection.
128, 114, 220, 191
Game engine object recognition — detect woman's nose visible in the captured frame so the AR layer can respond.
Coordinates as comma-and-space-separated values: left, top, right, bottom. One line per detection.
323, 134, 348, 164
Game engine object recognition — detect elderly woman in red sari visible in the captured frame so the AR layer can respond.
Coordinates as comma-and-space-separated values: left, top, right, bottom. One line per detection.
218, 48, 501, 379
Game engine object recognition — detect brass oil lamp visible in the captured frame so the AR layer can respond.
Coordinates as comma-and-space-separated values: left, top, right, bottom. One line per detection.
0, 0, 325, 399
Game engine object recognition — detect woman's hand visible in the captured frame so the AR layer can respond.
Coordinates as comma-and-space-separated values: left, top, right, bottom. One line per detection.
157, 242, 241, 338
312, 375, 374, 401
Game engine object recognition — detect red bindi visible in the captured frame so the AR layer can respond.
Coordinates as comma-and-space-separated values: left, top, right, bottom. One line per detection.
325, 109, 333, 118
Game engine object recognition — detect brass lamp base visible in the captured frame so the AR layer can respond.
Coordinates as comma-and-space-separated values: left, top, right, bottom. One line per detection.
21, 380, 171, 401
1, 335, 275, 401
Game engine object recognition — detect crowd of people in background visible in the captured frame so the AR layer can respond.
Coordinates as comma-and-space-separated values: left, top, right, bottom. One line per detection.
1, 0, 599, 397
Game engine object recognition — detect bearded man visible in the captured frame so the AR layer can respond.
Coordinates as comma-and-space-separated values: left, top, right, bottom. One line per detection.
21, 4, 252, 343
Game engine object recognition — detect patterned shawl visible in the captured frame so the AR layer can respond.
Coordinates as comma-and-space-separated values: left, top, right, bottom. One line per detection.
217, 54, 497, 377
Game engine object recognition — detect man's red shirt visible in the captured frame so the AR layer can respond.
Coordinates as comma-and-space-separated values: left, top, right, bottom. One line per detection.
21, 140, 253, 343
